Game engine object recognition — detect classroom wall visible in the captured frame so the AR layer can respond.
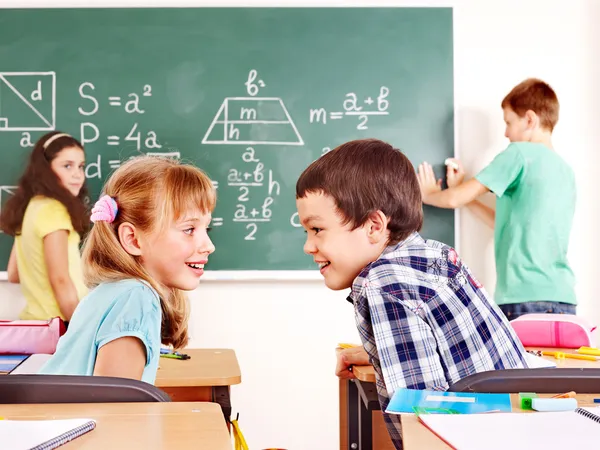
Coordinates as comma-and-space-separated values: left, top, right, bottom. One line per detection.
1, 1, 599, 449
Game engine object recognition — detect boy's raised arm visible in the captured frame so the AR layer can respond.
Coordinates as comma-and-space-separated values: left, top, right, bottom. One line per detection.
417, 162, 489, 209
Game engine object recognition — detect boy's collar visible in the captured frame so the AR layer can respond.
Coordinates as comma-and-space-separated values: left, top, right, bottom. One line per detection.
347, 231, 423, 303
380, 231, 423, 256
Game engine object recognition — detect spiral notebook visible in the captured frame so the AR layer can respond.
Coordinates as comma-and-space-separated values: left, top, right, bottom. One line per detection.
418, 407, 600, 450
0, 418, 96, 450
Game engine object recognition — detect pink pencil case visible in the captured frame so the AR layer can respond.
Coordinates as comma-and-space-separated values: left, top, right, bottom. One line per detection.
0, 317, 66, 354
510, 313, 597, 348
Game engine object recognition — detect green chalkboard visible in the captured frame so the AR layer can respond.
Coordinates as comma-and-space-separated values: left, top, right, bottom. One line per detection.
0, 7, 454, 272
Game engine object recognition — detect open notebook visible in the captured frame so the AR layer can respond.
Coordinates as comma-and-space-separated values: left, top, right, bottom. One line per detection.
0, 418, 96, 450
418, 407, 600, 450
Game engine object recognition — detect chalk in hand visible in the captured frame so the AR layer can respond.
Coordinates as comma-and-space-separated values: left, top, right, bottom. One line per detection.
445, 158, 459, 171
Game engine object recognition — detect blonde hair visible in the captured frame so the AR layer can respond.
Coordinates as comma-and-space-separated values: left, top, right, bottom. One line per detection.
82, 156, 216, 349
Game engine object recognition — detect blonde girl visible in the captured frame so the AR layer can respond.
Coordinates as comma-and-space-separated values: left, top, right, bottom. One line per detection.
41, 156, 215, 383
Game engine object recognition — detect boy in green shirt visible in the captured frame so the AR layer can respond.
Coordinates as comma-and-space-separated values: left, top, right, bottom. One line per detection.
418, 78, 576, 320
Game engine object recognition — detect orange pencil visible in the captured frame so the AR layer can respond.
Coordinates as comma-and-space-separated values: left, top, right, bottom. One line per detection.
552, 391, 576, 399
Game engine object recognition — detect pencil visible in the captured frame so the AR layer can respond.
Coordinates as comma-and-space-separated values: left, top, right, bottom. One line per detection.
338, 343, 359, 349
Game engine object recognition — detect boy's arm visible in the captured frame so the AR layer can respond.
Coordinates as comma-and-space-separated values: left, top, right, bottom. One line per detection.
420, 176, 490, 209
467, 200, 495, 229
364, 286, 450, 393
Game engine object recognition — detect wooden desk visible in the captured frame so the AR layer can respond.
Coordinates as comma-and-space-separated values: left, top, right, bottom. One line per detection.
339, 347, 600, 450
0, 402, 232, 449
155, 348, 241, 419
402, 393, 598, 450
349, 347, 600, 385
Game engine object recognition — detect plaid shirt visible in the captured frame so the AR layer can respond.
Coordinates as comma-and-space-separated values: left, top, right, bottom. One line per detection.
350, 233, 528, 449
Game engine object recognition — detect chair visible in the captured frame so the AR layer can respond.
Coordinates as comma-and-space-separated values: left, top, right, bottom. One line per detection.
449, 368, 600, 393
0, 374, 171, 403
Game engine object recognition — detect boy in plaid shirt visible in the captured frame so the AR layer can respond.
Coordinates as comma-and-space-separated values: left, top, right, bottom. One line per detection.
295, 139, 528, 449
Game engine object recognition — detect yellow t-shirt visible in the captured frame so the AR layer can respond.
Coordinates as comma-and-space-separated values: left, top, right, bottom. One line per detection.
15, 196, 88, 320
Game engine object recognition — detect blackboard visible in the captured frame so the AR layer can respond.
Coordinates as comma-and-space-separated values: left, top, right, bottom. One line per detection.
0, 7, 454, 273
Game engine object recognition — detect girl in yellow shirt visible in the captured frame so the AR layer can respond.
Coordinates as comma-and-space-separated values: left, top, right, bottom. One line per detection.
1, 131, 89, 321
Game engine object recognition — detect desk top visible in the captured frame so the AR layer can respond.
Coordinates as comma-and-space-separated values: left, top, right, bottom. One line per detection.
350, 347, 599, 383
155, 348, 241, 388
0, 402, 232, 449
402, 393, 599, 450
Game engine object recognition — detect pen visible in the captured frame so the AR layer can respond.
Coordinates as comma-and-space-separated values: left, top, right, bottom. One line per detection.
541, 351, 597, 361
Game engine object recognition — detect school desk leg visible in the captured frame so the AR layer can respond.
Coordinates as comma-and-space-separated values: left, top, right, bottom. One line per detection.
340, 378, 348, 450
347, 379, 360, 449
159, 385, 232, 431
213, 386, 232, 424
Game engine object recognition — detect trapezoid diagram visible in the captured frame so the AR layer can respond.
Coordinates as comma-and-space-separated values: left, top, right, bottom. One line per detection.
202, 97, 304, 146
0, 72, 56, 132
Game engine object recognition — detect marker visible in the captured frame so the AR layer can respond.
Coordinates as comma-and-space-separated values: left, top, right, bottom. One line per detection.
160, 348, 189, 358
444, 158, 459, 171
160, 353, 190, 360
577, 346, 600, 356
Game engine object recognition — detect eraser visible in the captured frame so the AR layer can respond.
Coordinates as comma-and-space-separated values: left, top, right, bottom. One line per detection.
519, 392, 538, 410
531, 397, 577, 412
444, 158, 459, 170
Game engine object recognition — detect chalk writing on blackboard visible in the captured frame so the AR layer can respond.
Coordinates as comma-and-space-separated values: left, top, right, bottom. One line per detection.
202, 70, 303, 146
0, 72, 56, 132
309, 86, 390, 130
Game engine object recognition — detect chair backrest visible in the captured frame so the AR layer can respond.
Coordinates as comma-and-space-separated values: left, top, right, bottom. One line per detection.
449, 368, 600, 393
0, 374, 171, 403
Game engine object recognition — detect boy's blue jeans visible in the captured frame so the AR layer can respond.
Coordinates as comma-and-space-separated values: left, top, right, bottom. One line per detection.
499, 301, 576, 321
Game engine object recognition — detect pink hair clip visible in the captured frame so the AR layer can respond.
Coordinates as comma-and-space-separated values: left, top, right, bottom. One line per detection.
90, 195, 118, 223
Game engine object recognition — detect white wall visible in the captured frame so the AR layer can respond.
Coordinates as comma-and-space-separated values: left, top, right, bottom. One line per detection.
1, 1, 599, 449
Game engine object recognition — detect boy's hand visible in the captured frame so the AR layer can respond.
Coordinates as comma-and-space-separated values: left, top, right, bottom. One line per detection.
417, 162, 442, 201
336, 346, 370, 379
446, 158, 466, 187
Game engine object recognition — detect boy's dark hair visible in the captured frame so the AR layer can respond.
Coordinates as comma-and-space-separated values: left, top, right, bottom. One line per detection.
0, 131, 90, 237
296, 138, 423, 244
501, 78, 559, 131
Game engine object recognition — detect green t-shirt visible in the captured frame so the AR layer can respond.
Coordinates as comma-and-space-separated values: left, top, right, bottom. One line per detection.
475, 142, 576, 306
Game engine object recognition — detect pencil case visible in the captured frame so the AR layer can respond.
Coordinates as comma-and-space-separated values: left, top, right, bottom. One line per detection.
509, 313, 596, 349
0, 317, 66, 354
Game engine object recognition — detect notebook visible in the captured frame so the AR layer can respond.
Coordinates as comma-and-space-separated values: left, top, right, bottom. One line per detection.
386, 388, 512, 414
523, 351, 557, 368
0, 418, 96, 450
0, 355, 28, 374
418, 407, 600, 449
9, 354, 53, 375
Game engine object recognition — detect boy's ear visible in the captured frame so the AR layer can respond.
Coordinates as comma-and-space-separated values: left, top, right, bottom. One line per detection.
118, 222, 143, 256
525, 110, 538, 129
366, 210, 389, 244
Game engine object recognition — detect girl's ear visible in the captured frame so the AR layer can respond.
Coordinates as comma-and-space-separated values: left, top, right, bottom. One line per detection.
118, 222, 143, 256
366, 210, 390, 244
